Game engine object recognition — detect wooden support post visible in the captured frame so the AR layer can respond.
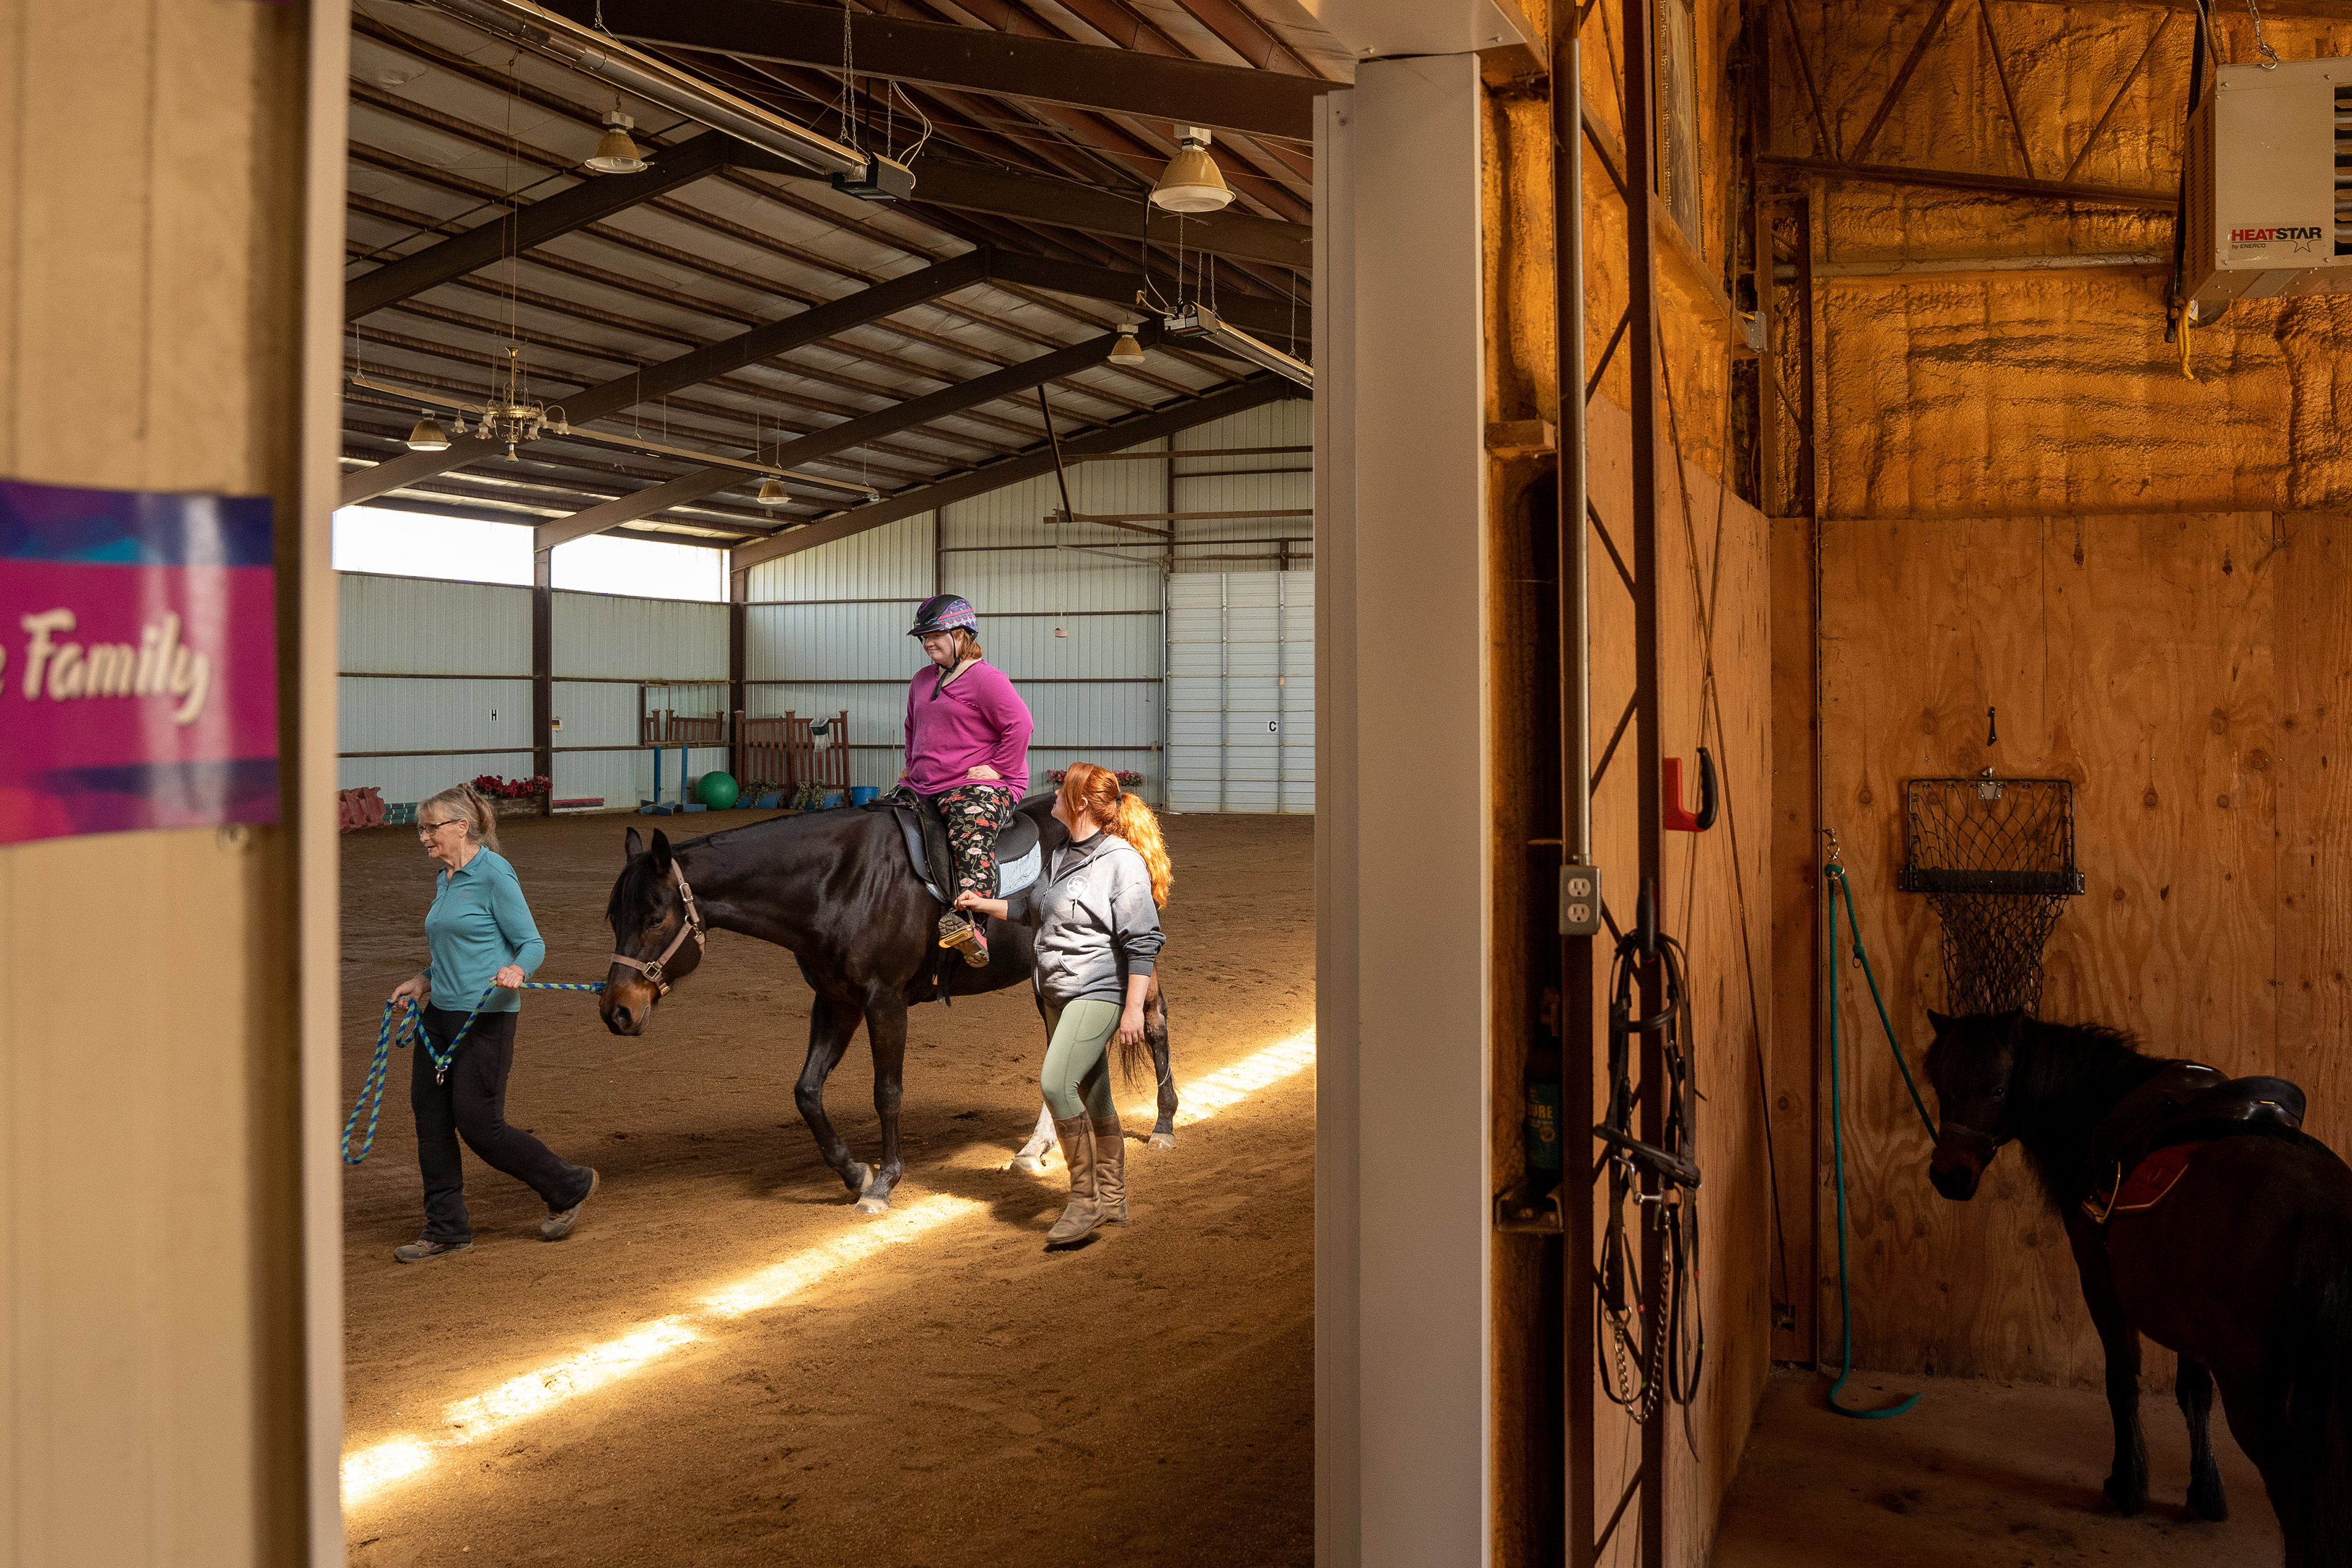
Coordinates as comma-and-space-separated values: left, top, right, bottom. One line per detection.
1622, 0, 1668, 1558
729, 565, 748, 783
1553, 2, 1597, 1565
532, 546, 553, 814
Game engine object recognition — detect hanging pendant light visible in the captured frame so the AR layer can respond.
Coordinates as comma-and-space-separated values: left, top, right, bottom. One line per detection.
587, 109, 649, 175
757, 477, 790, 506
405, 411, 451, 451
1150, 126, 1232, 214
1107, 324, 1146, 365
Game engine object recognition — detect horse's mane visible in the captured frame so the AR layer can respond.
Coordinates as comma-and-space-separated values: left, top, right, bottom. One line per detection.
606, 807, 883, 919
2009, 1016, 2172, 1204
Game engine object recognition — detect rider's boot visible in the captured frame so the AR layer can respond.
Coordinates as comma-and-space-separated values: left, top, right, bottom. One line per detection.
1046, 1115, 1099, 1245
1091, 1112, 1128, 1224
937, 910, 992, 968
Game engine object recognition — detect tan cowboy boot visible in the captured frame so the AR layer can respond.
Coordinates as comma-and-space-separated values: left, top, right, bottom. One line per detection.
1046, 1115, 1099, 1245
1091, 1113, 1128, 1224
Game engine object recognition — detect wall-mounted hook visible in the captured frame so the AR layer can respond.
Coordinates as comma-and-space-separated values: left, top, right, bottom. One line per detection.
1663, 748, 1718, 833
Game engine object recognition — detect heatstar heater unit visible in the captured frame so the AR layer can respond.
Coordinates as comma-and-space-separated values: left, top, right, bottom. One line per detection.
2182, 57, 2352, 312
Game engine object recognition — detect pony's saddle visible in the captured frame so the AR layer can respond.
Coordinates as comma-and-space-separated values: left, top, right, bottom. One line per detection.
888, 794, 1042, 907
2082, 1060, 2306, 1224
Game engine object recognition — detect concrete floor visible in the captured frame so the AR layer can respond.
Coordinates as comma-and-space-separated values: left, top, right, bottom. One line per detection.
1713, 1368, 2282, 1568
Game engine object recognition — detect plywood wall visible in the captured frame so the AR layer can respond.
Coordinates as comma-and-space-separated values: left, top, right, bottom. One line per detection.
1586, 396, 1777, 1567
1817, 508, 2352, 1385
0, 1, 315, 1561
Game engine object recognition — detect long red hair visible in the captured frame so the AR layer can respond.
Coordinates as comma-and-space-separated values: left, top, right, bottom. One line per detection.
1060, 763, 1172, 907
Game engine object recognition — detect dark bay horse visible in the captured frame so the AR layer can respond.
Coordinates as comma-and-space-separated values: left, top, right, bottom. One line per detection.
1924, 1010, 2352, 1566
598, 797, 1176, 1215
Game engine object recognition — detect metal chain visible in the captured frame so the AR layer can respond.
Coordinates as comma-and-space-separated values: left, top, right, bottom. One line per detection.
2246, 0, 2280, 68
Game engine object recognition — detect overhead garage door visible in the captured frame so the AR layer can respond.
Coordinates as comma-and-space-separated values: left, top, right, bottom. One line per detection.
1167, 570, 1314, 813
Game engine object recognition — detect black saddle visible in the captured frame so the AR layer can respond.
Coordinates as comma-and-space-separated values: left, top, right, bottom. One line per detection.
883, 793, 1039, 907
2084, 1060, 2305, 1222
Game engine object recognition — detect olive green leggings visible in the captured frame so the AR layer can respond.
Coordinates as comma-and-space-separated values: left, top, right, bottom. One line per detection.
1040, 996, 1122, 1121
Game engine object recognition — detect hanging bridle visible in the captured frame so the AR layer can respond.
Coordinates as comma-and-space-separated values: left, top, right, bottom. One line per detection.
608, 861, 706, 997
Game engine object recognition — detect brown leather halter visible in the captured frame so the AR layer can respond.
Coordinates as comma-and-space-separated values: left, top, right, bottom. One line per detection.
608, 862, 706, 997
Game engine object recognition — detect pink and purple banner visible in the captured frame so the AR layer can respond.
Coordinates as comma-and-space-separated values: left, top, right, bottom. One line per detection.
2, 479, 278, 845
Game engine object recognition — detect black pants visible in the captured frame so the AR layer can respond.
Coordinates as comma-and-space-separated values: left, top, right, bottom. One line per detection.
411, 1007, 590, 1243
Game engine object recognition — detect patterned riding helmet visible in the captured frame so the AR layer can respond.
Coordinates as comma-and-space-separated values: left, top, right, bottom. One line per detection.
908, 594, 978, 638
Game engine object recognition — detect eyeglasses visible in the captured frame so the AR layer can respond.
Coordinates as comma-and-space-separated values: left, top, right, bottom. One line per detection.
417, 819, 464, 839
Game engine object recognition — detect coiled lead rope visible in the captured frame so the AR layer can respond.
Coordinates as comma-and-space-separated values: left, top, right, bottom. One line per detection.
341, 981, 603, 1165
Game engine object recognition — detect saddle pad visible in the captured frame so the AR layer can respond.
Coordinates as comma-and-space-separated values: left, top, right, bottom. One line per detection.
2109, 1140, 2214, 1217
894, 805, 1041, 902
919, 840, 1039, 903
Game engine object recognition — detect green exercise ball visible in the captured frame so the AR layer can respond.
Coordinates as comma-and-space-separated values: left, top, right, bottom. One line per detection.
696, 771, 741, 810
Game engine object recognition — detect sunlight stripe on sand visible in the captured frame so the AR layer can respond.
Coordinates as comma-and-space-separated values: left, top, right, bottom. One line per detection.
342, 1196, 979, 1507
1136, 1029, 1316, 1127
344, 1029, 1316, 1510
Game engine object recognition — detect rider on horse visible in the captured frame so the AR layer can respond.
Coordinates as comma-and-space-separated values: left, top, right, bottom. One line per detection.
894, 594, 1033, 967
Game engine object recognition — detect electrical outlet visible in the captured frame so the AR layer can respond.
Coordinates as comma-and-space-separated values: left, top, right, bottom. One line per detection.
1559, 863, 1602, 937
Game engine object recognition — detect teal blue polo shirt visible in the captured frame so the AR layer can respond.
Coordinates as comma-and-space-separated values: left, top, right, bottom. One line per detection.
423, 847, 546, 1013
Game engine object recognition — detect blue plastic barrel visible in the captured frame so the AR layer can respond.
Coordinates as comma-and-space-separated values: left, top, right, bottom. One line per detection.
849, 785, 878, 805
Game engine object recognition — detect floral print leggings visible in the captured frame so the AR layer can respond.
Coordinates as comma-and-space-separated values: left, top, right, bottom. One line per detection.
893, 781, 1016, 899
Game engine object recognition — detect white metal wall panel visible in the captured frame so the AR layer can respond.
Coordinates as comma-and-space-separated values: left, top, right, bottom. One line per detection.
551, 590, 727, 680
743, 511, 933, 605
549, 678, 649, 809
948, 543, 1163, 614
1167, 571, 1315, 813
746, 602, 907, 682
338, 571, 527, 674
337, 571, 728, 811
979, 614, 1160, 682
336, 676, 534, 804
1171, 399, 1313, 473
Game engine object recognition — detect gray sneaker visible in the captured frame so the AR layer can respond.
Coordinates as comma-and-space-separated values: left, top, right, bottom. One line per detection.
542, 1169, 600, 1240
393, 1237, 473, 1264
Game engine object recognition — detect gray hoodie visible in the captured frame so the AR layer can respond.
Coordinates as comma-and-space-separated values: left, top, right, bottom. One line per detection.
1007, 831, 1163, 1005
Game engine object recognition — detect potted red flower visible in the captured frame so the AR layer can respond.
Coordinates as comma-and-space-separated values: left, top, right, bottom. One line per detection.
471, 773, 552, 818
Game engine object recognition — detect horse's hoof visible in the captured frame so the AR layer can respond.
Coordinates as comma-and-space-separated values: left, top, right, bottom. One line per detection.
846, 1161, 873, 1196
2188, 1472, 2228, 1521
2103, 1474, 2146, 1517
1147, 1131, 1176, 1152
1009, 1153, 1050, 1175
853, 1194, 891, 1216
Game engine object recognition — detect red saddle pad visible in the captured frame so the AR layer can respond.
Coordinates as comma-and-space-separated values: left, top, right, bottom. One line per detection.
2109, 1140, 2215, 1216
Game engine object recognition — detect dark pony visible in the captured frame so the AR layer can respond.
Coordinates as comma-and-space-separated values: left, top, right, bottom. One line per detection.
598, 797, 1175, 1214
1926, 1010, 2352, 1565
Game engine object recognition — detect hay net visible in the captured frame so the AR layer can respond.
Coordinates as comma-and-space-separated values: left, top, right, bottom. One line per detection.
1896, 777, 2085, 1016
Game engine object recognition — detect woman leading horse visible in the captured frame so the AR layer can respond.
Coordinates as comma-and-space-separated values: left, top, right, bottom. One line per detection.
892, 594, 1032, 970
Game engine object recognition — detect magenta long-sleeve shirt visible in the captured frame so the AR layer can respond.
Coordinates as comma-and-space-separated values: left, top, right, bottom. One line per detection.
903, 660, 1032, 796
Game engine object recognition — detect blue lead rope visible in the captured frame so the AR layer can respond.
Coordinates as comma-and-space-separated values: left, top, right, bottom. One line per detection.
1823, 861, 1936, 1420
340, 981, 604, 1166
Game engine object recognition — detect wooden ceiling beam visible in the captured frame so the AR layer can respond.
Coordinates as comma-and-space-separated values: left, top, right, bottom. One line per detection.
1758, 155, 2177, 211
537, 0, 1331, 143
731, 374, 1301, 568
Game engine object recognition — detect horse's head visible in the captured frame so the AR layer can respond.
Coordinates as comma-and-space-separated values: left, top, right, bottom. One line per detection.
1922, 1009, 2026, 1200
600, 827, 705, 1035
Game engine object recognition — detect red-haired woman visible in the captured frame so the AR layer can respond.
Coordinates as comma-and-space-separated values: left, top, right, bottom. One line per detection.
956, 761, 1173, 1245
894, 594, 1033, 968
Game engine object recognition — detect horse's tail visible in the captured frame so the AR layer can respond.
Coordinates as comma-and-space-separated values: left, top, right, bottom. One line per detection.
2280, 1210, 2352, 1568
1113, 974, 1164, 1088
